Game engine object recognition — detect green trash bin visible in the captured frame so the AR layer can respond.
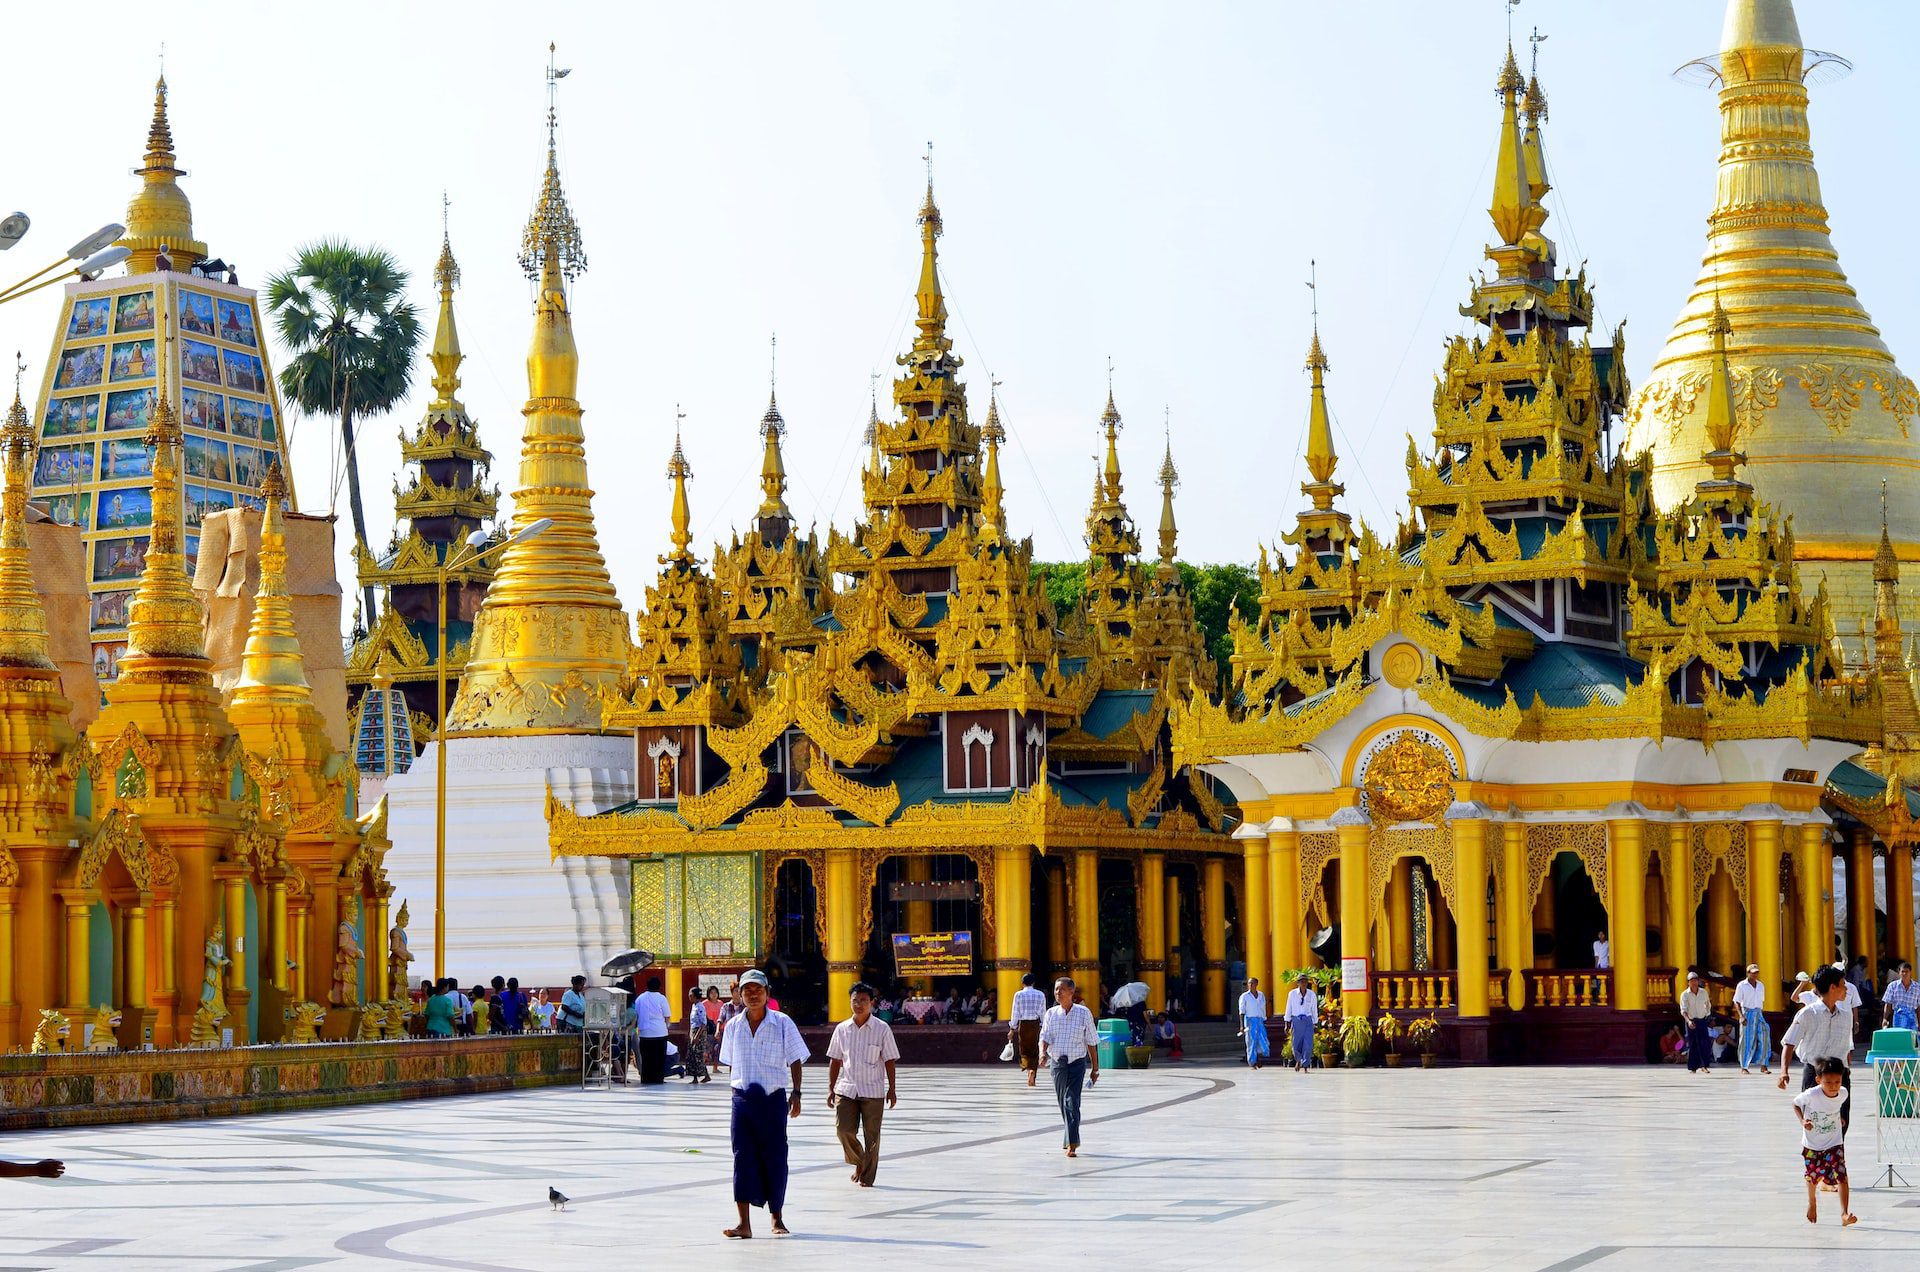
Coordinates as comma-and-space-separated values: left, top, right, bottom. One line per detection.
1096, 1018, 1130, 1070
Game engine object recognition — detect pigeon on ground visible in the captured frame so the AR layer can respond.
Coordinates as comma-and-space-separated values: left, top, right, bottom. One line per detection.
549, 1187, 570, 1211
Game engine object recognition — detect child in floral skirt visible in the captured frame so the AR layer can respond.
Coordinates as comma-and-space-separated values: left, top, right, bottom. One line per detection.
1792, 1056, 1856, 1226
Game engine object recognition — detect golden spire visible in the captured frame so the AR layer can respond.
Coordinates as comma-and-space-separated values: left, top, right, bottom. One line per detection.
428, 196, 464, 412
909, 144, 951, 361
122, 74, 206, 273
1488, 44, 1537, 249
0, 358, 54, 671
1300, 325, 1347, 514
979, 380, 1006, 542
1156, 414, 1180, 582
667, 410, 694, 563
231, 462, 310, 701
1099, 378, 1124, 509
1701, 295, 1745, 483
446, 45, 629, 735
1876, 479, 1899, 586
1520, 34, 1552, 234
864, 372, 884, 473
756, 336, 793, 529
124, 333, 207, 666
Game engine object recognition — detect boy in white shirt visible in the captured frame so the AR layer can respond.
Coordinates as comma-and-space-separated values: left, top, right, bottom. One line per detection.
1792, 1057, 1856, 1227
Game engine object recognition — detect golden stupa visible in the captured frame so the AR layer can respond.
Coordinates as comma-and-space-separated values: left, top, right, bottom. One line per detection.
1627, 0, 1920, 638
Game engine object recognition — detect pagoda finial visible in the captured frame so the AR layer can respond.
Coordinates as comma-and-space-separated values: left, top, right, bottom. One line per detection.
428, 195, 464, 411
233, 461, 311, 701
909, 144, 950, 359
980, 379, 1007, 542
1520, 30, 1552, 227
864, 369, 883, 469
1488, 42, 1539, 249
1701, 293, 1745, 481
756, 335, 793, 528
667, 407, 694, 562
1100, 363, 1124, 507
0, 353, 55, 671
125, 321, 207, 664
1303, 310, 1341, 505
1157, 410, 1181, 580
518, 44, 585, 290
122, 70, 205, 272
1875, 478, 1899, 585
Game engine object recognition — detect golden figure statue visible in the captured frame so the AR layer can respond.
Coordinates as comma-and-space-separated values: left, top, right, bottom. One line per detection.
285, 1001, 326, 1044
332, 919, 364, 1007
387, 900, 414, 995
190, 921, 231, 1045
382, 997, 413, 1040
30, 1009, 69, 1054
354, 1001, 388, 1041
84, 1006, 124, 1052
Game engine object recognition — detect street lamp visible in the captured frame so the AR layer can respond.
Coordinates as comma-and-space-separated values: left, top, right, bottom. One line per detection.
0, 223, 128, 305
433, 516, 552, 980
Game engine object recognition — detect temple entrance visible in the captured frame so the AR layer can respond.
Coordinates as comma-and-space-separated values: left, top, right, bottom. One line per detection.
864, 854, 985, 1005
769, 859, 826, 1022
1545, 853, 1608, 969
1165, 862, 1202, 1013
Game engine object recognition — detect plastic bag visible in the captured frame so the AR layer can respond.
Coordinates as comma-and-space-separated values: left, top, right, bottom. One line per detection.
999, 1040, 1016, 1062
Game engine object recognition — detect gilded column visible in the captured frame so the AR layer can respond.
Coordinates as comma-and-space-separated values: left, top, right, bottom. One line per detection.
1605, 807, 1648, 1011
124, 902, 148, 1016
1201, 855, 1227, 1017
155, 900, 177, 1047
369, 893, 391, 1003
1847, 827, 1876, 973
1743, 808, 1785, 1010
1267, 819, 1302, 979
1499, 819, 1529, 1006
1071, 847, 1100, 990
1448, 806, 1491, 1019
994, 845, 1032, 1017
663, 965, 684, 1010
1331, 806, 1370, 1019
1164, 873, 1181, 986
904, 855, 934, 994
1236, 826, 1270, 994
64, 900, 90, 1011
268, 876, 288, 993
0, 895, 15, 1045
1386, 858, 1414, 972
824, 845, 860, 1022
222, 874, 249, 1043
1665, 821, 1695, 994
1139, 851, 1167, 1009
1046, 864, 1067, 975
289, 904, 308, 1003
1887, 845, 1915, 967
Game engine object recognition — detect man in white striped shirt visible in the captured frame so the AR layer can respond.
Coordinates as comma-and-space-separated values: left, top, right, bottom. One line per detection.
1038, 976, 1100, 1157
1008, 973, 1048, 1087
718, 969, 810, 1239
826, 982, 900, 1187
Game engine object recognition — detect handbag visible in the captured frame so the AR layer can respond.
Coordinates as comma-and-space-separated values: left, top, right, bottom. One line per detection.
999, 1040, 1016, 1062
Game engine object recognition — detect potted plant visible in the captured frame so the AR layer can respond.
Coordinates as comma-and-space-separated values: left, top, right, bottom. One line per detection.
1314, 1019, 1340, 1066
1376, 1014, 1404, 1067
1338, 1014, 1374, 1068
1407, 1015, 1442, 1067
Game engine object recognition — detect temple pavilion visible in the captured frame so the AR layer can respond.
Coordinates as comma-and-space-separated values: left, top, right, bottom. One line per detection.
547, 183, 1239, 1024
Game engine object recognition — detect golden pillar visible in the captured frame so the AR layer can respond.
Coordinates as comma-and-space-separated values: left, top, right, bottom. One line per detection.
0, 894, 15, 1047
124, 902, 149, 1012
1531, 864, 1557, 969
369, 893, 391, 1004
1745, 814, 1785, 1010
289, 905, 309, 1003
268, 877, 289, 993
1201, 855, 1227, 1017
994, 845, 1033, 1017
1451, 814, 1490, 1018
221, 873, 248, 1043
11, 850, 60, 1037
1846, 827, 1876, 973
1071, 847, 1100, 990
1665, 823, 1695, 994
663, 965, 684, 1010
1238, 830, 1270, 994
1164, 872, 1181, 986
1607, 814, 1647, 1011
1046, 864, 1068, 975
824, 845, 861, 1022
1886, 846, 1915, 967
1387, 858, 1415, 972
1268, 820, 1302, 978
1139, 851, 1167, 1008
64, 900, 91, 1010
904, 855, 934, 994
1707, 864, 1741, 973
1333, 810, 1370, 1018
155, 900, 178, 1047
1645, 872, 1667, 968
1499, 820, 1528, 1006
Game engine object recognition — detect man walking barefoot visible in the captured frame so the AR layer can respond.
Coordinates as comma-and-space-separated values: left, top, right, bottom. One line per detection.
1009, 972, 1047, 1088
826, 983, 899, 1188
717, 969, 810, 1239
1038, 976, 1099, 1158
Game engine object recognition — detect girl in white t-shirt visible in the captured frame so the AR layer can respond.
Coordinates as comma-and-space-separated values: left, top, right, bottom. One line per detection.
1792, 1057, 1856, 1226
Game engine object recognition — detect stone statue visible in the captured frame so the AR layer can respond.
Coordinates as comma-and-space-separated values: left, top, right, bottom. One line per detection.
30, 1008, 68, 1054
191, 922, 231, 1045
388, 900, 414, 992
84, 1006, 123, 1052
285, 1001, 326, 1044
332, 918, 364, 1007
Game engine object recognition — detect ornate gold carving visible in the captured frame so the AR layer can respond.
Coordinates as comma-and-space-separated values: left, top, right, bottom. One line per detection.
1796, 363, 1867, 435
1359, 730, 1456, 825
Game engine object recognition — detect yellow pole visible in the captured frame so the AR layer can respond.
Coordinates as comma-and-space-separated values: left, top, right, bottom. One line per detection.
825, 845, 858, 1021
1608, 816, 1647, 1010
1666, 824, 1694, 995
1333, 810, 1370, 1018
65, 901, 90, 1010
156, 900, 177, 1047
663, 965, 684, 1012
1501, 821, 1527, 1005
1745, 816, 1784, 1010
1139, 851, 1166, 1009
1072, 847, 1100, 990
125, 903, 148, 1011
291, 908, 308, 1001
1847, 827, 1877, 974
1201, 855, 1227, 1017
1239, 831, 1270, 994
435, 564, 449, 983
370, 894, 391, 1003
1452, 816, 1490, 1018
994, 845, 1032, 1017
0, 899, 13, 1027
1164, 872, 1181, 986
1268, 821, 1302, 978
1886, 845, 1915, 967
1046, 864, 1068, 976
269, 879, 289, 992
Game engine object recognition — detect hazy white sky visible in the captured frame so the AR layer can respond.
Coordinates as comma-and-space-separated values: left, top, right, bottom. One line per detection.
4, 1, 1917, 615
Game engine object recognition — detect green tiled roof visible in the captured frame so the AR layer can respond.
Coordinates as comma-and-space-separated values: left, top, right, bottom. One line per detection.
1496, 642, 1641, 709
1079, 689, 1156, 739
1827, 758, 1920, 816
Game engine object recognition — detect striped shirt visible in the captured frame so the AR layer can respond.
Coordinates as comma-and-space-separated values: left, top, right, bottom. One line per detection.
1884, 977, 1920, 1020
1780, 1000, 1852, 1066
826, 1016, 900, 1099
1010, 986, 1048, 1024
1038, 1003, 1098, 1065
717, 1008, 810, 1093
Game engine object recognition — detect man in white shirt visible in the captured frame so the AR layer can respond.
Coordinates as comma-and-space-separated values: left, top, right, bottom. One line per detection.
1038, 977, 1099, 1157
719, 969, 811, 1239
1282, 975, 1319, 1072
1732, 963, 1770, 1074
1007, 973, 1048, 1087
1237, 977, 1271, 1070
1593, 931, 1611, 971
1831, 961, 1861, 1059
633, 976, 673, 1085
826, 982, 900, 1188
1679, 970, 1714, 1073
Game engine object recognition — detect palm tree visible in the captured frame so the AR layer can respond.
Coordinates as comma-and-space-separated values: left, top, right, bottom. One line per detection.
266, 242, 422, 625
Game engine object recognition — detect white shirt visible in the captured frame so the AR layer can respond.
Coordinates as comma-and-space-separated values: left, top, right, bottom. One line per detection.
1010, 986, 1048, 1024
826, 1016, 900, 1099
1283, 988, 1318, 1021
1732, 978, 1766, 1011
1794, 1086, 1848, 1151
1237, 990, 1267, 1021
633, 990, 671, 1038
717, 1008, 810, 1093
1038, 1003, 1098, 1064
1593, 940, 1610, 970
1679, 987, 1712, 1023
1794, 988, 1816, 1008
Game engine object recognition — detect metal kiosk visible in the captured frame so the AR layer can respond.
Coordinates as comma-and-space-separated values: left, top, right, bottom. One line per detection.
581, 986, 630, 1090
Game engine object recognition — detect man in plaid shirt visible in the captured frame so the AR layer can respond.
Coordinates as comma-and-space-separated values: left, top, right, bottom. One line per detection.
1884, 962, 1920, 1031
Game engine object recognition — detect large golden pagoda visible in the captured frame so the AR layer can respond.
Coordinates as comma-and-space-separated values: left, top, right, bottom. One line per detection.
1628, 0, 1920, 640
442, 100, 629, 734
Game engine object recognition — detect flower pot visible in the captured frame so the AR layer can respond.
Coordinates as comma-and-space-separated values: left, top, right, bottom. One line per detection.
1317, 1049, 1339, 1067
1383, 1052, 1403, 1068
1419, 1052, 1438, 1068
1344, 1049, 1368, 1069
1125, 1045, 1152, 1070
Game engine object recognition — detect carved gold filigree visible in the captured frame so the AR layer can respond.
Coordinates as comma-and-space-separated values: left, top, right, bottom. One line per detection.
1796, 362, 1867, 435
1358, 731, 1456, 825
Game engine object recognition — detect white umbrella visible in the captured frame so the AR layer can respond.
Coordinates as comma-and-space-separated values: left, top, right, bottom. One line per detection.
1109, 981, 1152, 1010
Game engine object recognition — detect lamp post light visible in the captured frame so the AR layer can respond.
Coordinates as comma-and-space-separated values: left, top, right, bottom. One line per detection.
432, 517, 551, 980
0, 223, 127, 305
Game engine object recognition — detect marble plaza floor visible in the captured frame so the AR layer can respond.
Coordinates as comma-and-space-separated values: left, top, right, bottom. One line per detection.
3, 1061, 1919, 1270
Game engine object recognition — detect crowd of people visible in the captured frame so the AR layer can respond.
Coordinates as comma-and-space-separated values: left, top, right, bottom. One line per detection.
415, 975, 556, 1036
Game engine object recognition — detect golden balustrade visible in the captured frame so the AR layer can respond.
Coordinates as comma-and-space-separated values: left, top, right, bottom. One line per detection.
1645, 968, 1677, 1007
1708, 984, 1734, 1013
1372, 972, 1456, 1012
1521, 969, 1613, 1009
